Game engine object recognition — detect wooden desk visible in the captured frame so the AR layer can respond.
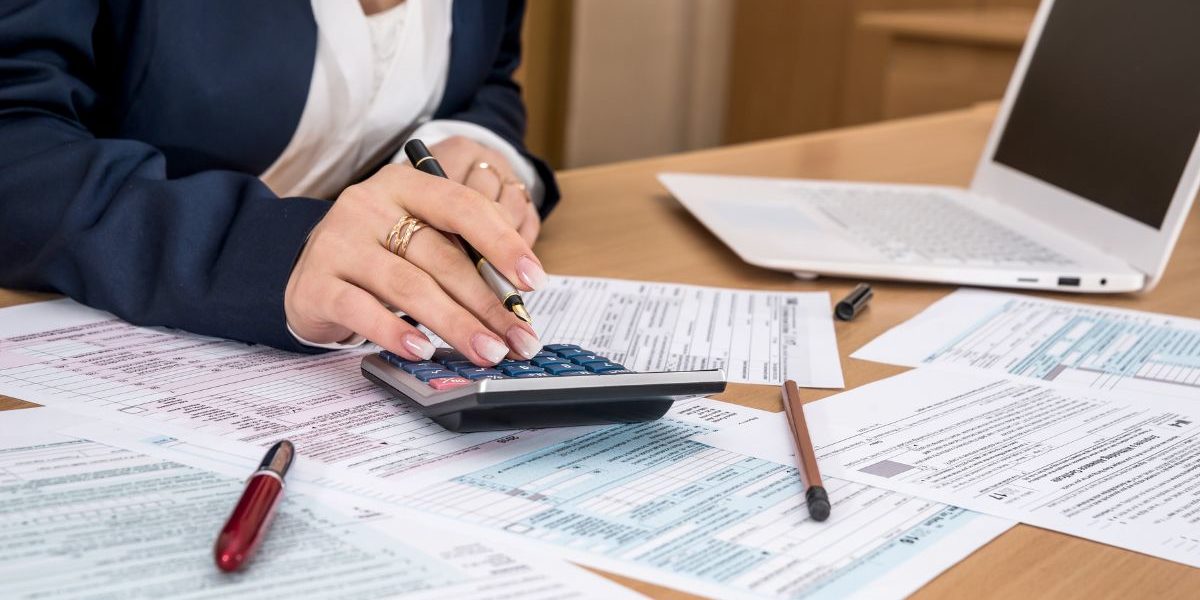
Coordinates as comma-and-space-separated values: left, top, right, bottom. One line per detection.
2, 105, 1198, 598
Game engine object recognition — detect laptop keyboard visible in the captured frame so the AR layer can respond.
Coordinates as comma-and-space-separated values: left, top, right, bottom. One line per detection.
379, 344, 634, 390
805, 187, 1074, 266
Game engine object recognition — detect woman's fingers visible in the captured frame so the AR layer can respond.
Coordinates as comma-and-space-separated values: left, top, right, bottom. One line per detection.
366, 165, 547, 292
464, 162, 503, 205
322, 282, 435, 361
286, 154, 545, 364
496, 181, 537, 238
517, 201, 541, 245
348, 244, 512, 366
400, 225, 542, 359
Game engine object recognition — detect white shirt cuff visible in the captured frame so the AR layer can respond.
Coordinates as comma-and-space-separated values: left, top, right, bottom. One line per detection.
399, 119, 545, 207
288, 322, 368, 350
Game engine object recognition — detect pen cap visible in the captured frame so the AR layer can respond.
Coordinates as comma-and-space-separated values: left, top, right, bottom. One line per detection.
258, 440, 294, 479
404, 139, 448, 178
835, 283, 873, 321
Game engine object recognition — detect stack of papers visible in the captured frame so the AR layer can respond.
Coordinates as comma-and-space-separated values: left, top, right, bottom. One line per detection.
699, 289, 1200, 568
18, 284, 1188, 595
0, 278, 1021, 599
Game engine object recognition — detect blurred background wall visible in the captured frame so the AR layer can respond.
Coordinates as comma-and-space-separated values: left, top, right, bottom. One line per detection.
515, 0, 1039, 169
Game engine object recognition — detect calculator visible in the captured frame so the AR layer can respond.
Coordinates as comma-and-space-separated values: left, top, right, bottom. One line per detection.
360, 344, 726, 432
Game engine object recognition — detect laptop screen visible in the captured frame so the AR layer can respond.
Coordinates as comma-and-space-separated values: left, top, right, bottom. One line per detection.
993, 0, 1200, 230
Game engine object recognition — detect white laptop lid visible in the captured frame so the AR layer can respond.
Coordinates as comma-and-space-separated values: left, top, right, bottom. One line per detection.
971, 0, 1200, 287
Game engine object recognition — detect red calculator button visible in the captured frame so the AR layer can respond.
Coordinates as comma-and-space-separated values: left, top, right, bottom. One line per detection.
428, 377, 471, 390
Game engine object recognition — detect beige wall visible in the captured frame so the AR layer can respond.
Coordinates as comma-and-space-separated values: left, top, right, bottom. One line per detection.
562, 0, 733, 168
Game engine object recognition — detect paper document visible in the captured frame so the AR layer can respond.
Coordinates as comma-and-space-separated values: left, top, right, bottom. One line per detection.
697, 410, 813, 468
380, 399, 1009, 600
518, 275, 843, 387
788, 368, 1200, 567
855, 289, 1200, 399
75, 398, 1012, 600
0, 299, 588, 489
0, 408, 641, 600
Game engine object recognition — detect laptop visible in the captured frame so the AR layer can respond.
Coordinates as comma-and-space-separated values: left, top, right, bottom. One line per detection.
659, 0, 1200, 293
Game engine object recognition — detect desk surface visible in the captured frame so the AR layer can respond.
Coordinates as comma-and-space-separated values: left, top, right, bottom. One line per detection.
2, 104, 1198, 598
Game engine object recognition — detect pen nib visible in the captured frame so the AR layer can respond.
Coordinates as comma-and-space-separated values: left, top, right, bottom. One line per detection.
511, 303, 533, 324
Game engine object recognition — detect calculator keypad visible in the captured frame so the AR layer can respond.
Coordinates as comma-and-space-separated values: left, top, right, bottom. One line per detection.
379, 344, 632, 389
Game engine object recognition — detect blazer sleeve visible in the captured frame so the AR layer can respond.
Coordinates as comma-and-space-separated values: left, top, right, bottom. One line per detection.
0, 3, 331, 352
436, 0, 561, 217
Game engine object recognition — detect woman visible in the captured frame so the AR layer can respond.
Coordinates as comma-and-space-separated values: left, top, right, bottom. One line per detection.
0, 0, 555, 367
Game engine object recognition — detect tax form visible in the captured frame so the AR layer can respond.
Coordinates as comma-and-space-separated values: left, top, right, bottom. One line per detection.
0, 285, 838, 478
228, 398, 1005, 600
779, 368, 1200, 567
395, 399, 1014, 599
0, 408, 641, 600
0, 300, 1004, 598
0, 299, 587, 487
513, 275, 842, 387
854, 289, 1200, 399
68, 398, 1013, 600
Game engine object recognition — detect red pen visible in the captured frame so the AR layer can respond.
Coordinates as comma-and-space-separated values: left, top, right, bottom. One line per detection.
214, 440, 294, 572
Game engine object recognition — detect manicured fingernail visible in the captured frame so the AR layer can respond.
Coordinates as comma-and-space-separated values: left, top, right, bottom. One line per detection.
516, 255, 547, 290
471, 333, 509, 365
403, 334, 435, 360
506, 327, 541, 360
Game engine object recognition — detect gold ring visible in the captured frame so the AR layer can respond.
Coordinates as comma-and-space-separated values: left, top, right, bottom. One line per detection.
475, 162, 504, 202
384, 216, 427, 259
477, 162, 530, 203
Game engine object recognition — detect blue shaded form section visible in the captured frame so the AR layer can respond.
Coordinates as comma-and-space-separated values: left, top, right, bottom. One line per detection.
924, 302, 1010, 363
453, 419, 794, 581
446, 418, 986, 596
931, 300, 1200, 380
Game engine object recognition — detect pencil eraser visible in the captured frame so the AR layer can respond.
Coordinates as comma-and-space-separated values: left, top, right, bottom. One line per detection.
806, 486, 831, 522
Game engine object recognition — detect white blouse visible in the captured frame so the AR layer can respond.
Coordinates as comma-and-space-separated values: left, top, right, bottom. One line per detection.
260, 0, 541, 203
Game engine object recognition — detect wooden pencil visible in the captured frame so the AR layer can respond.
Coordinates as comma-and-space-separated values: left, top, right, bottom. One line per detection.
782, 379, 831, 521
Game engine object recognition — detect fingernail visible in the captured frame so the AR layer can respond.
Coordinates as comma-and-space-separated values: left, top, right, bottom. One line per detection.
403, 334, 435, 360
471, 333, 509, 365
506, 327, 541, 360
516, 255, 547, 290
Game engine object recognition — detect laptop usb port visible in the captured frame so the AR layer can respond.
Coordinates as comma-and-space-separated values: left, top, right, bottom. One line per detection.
1057, 277, 1081, 287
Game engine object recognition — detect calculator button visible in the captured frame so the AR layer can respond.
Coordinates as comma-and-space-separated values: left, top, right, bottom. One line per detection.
414, 369, 458, 381
585, 361, 625, 373
555, 348, 590, 358
499, 364, 545, 376
543, 363, 587, 375
530, 356, 569, 367
443, 360, 477, 371
534, 351, 559, 359
380, 351, 405, 367
459, 367, 505, 380
569, 354, 606, 366
401, 361, 443, 374
427, 377, 471, 390
496, 359, 526, 368
544, 344, 581, 353
512, 371, 553, 378
432, 348, 468, 363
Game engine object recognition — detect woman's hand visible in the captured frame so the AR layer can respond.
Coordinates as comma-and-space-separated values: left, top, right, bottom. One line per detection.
426, 136, 541, 244
284, 164, 547, 366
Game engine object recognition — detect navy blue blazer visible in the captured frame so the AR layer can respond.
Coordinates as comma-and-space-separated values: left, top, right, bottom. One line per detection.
0, 0, 558, 351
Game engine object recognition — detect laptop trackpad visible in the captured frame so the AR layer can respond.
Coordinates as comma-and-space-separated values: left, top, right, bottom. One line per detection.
702, 200, 875, 262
